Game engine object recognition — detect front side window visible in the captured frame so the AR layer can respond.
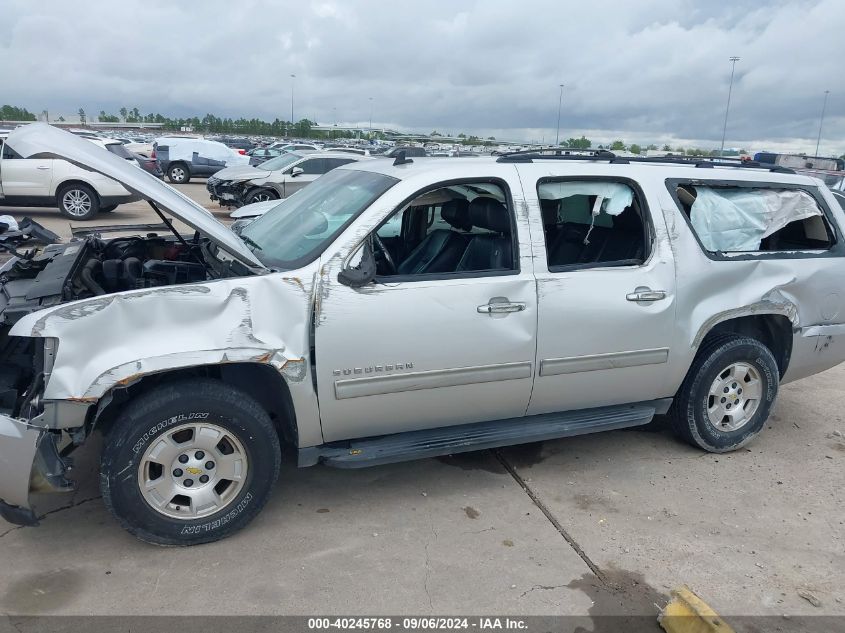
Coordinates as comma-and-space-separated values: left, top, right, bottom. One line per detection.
373, 181, 516, 278
240, 168, 398, 269
672, 183, 833, 253
538, 179, 648, 270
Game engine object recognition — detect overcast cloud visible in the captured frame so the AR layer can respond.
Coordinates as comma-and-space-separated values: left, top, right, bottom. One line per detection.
1, 0, 842, 153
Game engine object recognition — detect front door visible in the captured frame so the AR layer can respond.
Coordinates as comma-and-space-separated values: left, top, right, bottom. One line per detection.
315, 175, 537, 442
0, 143, 53, 198
520, 169, 678, 415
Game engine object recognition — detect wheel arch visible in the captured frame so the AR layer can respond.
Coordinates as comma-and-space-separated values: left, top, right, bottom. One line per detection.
94, 362, 299, 448
693, 311, 794, 378
54, 179, 101, 204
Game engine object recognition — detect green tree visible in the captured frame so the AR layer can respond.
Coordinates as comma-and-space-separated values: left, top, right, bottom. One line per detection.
661, 144, 671, 151
610, 140, 626, 151
629, 143, 642, 155
119, 107, 128, 122
57, 115, 65, 122
647, 144, 658, 151
98, 110, 119, 122
78, 108, 86, 125
0, 105, 37, 120
562, 135, 591, 149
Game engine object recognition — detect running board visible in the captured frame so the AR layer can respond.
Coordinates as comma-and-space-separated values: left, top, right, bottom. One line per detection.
300, 401, 667, 468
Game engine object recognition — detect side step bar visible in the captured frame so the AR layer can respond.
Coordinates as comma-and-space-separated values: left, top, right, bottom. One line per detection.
300, 400, 668, 468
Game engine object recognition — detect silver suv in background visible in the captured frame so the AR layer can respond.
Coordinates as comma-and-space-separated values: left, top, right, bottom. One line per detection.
2, 126, 845, 546
206, 151, 371, 206
0, 130, 139, 219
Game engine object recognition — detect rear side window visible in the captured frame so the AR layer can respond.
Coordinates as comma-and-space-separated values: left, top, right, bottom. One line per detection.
538, 179, 649, 270
672, 184, 833, 253
1, 141, 21, 159
299, 159, 327, 174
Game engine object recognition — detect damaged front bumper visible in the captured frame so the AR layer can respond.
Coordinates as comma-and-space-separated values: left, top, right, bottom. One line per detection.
0, 413, 74, 527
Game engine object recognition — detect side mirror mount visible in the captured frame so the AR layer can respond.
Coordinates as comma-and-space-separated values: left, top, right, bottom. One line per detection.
337, 238, 376, 288
291, 166, 304, 177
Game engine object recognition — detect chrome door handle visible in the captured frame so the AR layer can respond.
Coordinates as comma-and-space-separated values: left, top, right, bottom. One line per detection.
36, 165, 50, 170
477, 301, 526, 314
626, 288, 667, 302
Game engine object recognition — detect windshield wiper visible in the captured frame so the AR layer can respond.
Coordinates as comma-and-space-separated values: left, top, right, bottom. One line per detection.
240, 234, 263, 251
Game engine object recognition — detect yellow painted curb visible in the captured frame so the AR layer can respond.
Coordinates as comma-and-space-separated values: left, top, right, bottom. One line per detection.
658, 585, 735, 633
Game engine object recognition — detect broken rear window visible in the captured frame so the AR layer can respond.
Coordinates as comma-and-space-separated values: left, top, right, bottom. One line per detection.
673, 184, 833, 253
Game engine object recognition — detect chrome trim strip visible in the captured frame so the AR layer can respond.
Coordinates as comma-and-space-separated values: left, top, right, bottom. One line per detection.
334, 361, 533, 400
539, 348, 669, 377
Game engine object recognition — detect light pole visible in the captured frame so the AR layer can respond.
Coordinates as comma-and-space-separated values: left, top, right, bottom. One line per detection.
555, 84, 564, 146
814, 90, 830, 157
719, 56, 740, 157
290, 74, 296, 129
368, 97, 373, 135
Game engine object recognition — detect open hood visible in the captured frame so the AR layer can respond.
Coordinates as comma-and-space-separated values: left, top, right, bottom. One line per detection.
213, 164, 270, 182
5, 124, 264, 269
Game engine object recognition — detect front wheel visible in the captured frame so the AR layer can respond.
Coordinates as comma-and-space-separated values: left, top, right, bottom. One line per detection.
670, 335, 779, 453
100, 379, 281, 545
244, 188, 279, 205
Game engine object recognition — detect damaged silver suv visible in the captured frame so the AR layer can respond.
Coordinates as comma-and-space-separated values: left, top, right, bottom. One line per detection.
2, 124, 845, 545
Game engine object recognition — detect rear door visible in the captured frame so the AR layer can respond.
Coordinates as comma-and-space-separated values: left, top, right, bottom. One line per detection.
519, 166, 678, 415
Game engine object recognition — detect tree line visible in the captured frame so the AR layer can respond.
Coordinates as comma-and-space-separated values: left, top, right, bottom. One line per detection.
2, 104, 842, 158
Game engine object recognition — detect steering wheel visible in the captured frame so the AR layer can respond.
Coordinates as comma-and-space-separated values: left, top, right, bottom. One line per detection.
372, 234, 397, 274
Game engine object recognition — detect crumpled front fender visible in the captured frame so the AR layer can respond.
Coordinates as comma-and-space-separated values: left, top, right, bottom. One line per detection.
8, 273, 315, 403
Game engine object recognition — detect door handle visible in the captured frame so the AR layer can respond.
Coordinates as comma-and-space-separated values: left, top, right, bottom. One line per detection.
477, 301, 526, 314
626, 288, 667, 302
36, 165, 50, 170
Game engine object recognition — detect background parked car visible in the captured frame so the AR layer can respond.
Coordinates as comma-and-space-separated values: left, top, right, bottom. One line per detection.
384, 145, 427, 158
208, 151, 370, 206
154, 137, 249, 184
0, 132, 139, 219
248, 148, 284, 166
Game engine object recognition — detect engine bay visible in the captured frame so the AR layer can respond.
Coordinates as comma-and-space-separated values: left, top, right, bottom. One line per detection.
0, 234, 221, 326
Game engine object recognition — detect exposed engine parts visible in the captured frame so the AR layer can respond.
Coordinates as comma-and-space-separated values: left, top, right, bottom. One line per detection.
75, 236, 207, 297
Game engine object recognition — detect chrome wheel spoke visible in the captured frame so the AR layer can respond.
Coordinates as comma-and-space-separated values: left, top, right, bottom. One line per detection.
215, 451, 246, 482
742, 378, 762, 401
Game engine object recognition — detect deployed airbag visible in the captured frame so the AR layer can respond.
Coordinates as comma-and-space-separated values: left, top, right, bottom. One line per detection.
690, 187, 822, 251
538, 181, 634, 215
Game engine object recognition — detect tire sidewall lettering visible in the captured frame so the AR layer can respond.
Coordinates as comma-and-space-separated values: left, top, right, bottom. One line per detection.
131, 412, 210, 454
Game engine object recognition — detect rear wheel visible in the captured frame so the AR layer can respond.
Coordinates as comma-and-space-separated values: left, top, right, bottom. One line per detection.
100, 379, 281, 545
670, 335, 778, 452
57, 183, 99, 220
167, 163, 190, 184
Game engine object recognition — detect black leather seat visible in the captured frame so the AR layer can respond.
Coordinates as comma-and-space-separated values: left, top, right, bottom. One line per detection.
548, 207, 644, 266
456, 198, 513, 271
396, 200, 470, 275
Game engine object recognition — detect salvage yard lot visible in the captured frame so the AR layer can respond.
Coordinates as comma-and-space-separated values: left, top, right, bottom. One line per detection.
0, 184, 843, 624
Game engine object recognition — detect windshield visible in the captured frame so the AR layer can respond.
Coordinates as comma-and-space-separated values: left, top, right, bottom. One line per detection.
259, 152, 302, 171
241, 168, 398, 269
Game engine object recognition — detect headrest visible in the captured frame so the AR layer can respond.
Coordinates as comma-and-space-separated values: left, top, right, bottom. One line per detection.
441, 199, 472, 231
540, 199, 559, 226
468, 197, 510, 234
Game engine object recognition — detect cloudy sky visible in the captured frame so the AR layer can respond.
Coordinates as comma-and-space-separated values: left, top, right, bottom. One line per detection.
2, 0, 842, 153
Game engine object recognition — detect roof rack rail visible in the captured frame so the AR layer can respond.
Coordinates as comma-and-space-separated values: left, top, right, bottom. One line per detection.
496, 147, 617, 163
497, 149, 795, 174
